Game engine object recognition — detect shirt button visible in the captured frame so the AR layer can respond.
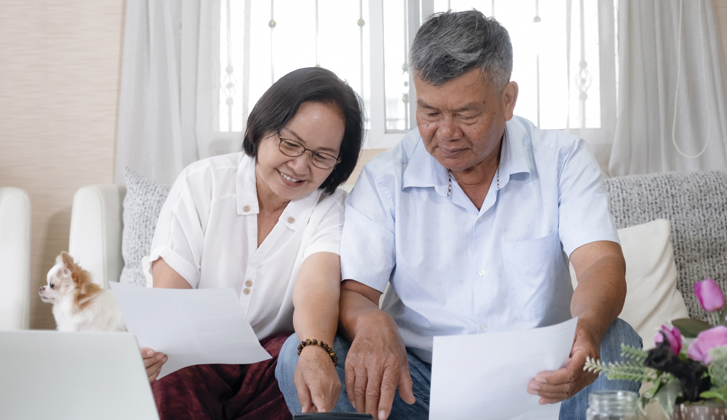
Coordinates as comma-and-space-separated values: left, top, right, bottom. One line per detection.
243, 288, 251, 295
245, 280, 253, 287
478, 269, 485, 276
287, 217, 295, 224
243, 205, 250, 212
481, 324, 488, 331
477, 216, 482, 222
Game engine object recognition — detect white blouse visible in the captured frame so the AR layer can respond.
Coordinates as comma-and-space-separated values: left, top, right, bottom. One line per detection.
149, 152, 345, 340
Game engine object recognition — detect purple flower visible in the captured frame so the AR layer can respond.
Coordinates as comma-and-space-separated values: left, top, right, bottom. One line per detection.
654, 325, 682, 355
694, 278, 725, 312
687, 325, 727, 364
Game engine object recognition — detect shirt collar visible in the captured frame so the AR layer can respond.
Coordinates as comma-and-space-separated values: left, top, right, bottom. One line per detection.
237, 154, 260, 216
402, 138, 450, 197
236, 153, 322, 230
498, 119, 533, 188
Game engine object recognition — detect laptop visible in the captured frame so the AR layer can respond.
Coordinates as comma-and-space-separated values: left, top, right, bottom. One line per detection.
0, 330, 159, 420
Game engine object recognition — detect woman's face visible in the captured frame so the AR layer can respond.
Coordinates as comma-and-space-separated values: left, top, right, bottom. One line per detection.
256, 101, 346, 203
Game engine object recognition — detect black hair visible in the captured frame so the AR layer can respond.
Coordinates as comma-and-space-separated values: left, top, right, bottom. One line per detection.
243, 67, 364, 194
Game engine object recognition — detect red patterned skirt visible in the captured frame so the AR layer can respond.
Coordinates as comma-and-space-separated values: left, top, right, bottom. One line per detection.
152, 333, 292, 420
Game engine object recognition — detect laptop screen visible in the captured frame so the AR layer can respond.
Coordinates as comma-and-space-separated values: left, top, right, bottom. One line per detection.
0, 330, 159, 420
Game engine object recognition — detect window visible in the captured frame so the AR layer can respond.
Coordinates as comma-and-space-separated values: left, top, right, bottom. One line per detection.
214, 0, 616, 150
217, 0, 370, 133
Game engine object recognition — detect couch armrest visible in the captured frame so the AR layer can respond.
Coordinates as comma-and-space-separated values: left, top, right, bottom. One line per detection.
69, 185, 126, 289
0, 187, 31, 330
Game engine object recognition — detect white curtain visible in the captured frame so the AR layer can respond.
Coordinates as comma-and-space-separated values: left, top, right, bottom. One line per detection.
116, 0, 247, 186
608, 0, 727, 176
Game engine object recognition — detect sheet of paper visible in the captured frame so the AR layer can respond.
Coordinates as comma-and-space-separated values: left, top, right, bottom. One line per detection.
110, 283, 271, 379
429, 317, 578, 420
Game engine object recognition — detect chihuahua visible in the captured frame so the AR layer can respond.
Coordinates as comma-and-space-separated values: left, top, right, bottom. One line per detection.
39, 251, 126, 332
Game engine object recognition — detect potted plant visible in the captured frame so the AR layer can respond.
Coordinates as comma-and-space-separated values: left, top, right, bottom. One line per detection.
584, 278, 727, 419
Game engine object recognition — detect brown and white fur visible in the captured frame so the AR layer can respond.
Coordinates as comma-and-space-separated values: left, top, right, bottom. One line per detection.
39, 252, 126, 332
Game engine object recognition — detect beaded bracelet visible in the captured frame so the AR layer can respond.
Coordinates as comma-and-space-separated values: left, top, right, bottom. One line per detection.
297, 338, 337, 365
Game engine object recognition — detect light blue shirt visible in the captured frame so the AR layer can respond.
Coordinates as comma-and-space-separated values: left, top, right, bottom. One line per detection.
340, 116, 619, 363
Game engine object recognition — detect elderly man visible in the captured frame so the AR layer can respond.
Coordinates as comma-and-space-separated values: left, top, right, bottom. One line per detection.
277, 10, 641, 420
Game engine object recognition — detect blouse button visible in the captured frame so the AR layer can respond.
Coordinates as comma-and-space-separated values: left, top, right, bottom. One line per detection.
243, 288, 251, 295
245, 280, 253, 287
243, 205, 250, 212
287, 217, 295, 224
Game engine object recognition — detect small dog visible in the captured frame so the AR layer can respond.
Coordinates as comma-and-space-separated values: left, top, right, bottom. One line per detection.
39, 251, 126, 332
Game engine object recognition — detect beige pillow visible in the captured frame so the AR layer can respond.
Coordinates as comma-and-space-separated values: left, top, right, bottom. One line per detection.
570, 219, 689, 349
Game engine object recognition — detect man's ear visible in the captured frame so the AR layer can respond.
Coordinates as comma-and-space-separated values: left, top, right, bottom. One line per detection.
501, 81, 519, 121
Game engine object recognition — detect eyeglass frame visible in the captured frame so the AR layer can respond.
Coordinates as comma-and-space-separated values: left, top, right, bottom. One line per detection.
276, 131, 342, 170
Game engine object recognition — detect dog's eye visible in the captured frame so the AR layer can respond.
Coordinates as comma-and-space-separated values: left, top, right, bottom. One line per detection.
50, 283, 54, 289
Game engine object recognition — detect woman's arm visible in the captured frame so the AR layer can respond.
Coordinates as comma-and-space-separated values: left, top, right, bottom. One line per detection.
291, 251, 342, 413
151, 257, 193, 289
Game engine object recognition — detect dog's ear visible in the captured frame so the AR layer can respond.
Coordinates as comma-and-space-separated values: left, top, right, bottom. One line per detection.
60, 251, 79, 275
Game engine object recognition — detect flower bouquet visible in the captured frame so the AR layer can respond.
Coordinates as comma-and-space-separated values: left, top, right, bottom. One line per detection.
584, 278, 727, 418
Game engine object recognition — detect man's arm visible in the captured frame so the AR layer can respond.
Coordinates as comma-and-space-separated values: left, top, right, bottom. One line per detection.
339, 280, 416, 420
527, 240, 627, 404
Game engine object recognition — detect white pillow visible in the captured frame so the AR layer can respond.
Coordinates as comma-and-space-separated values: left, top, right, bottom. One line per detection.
570, 219, 689, 349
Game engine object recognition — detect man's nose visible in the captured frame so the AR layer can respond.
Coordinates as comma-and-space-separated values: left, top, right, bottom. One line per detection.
438, 117, 461, 140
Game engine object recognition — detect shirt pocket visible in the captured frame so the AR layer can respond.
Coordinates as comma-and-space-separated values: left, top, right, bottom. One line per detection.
501, 230, 562, 321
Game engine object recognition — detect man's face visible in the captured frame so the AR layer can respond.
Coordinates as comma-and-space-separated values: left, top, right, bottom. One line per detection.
414, 68, 517, 173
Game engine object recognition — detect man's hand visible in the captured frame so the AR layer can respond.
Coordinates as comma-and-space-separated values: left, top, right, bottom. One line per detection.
526, 325, 600, 404
344, 312, 416, 420
295, 346, 341, 413
527, 240, 627, 403
141, 347, 168, 382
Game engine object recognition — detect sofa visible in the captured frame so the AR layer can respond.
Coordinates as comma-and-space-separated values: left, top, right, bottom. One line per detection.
0, 187, 31, 330
69, 167, 727, 329
67, 169, 727, 419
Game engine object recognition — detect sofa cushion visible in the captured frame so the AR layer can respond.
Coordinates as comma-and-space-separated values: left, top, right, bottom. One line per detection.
570, 219, 689, 348
120, 168, 170, 287
605, 171, 727, 324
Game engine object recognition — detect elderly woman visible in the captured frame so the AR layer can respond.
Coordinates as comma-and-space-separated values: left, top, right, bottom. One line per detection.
140, 67, 363, 420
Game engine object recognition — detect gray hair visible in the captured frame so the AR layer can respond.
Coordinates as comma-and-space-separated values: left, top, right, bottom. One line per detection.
410, 10, 513, 91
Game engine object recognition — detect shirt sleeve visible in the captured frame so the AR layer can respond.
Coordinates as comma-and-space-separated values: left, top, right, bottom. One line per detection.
558, 137, 619, 257
302, 191, 346, 260
340, 165, 397, 293
148, 170, 206, 288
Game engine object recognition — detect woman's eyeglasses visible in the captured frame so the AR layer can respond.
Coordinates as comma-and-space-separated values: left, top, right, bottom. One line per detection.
277, 132, 340, 170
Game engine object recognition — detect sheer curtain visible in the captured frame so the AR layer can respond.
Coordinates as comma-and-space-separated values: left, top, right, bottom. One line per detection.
115, 0, 247, 186
608, 0, 727, 176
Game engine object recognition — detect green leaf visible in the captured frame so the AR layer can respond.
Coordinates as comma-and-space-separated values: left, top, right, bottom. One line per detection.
672, 318, 713, 338
654, 379, 681, 418
642, 381, 662, 400
700, 390, 725, 402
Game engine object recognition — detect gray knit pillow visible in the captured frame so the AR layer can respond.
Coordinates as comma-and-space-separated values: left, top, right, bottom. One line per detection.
120, 167, 171, 286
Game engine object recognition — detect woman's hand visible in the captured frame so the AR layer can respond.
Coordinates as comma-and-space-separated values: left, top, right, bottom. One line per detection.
141, 347, 168, 382
294, 345, 341, 413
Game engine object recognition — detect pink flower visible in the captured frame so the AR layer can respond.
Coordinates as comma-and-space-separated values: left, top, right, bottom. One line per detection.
687, 325, 727, 364
694, 278, 725, 312
654, 325, 682, 355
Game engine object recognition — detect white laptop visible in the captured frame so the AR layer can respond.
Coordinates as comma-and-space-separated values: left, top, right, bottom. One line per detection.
0, 330, 159, 420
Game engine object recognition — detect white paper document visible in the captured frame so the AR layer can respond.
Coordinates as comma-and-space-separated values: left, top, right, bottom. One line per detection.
110, 283, 271, 379
429, 317, 578, 420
